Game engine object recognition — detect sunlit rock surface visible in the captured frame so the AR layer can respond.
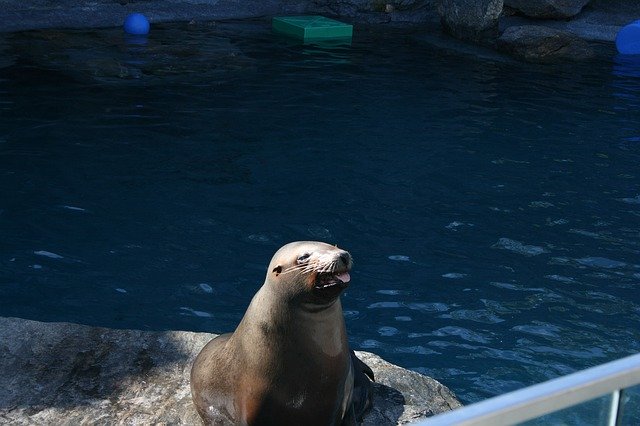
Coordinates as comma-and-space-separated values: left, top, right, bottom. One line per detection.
0, 317, 461, 425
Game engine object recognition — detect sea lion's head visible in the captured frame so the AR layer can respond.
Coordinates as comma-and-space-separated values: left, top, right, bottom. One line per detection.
266, 241, 353, 305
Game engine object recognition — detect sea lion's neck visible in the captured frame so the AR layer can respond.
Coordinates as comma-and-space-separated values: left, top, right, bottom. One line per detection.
237, 285, 348, 358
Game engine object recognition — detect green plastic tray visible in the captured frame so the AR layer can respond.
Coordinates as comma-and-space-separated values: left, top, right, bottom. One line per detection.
272, 16, 353, 41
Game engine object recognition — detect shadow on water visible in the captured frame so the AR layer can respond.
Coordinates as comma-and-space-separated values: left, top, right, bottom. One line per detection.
0, 23, 256, 86
613, 54, 640, 79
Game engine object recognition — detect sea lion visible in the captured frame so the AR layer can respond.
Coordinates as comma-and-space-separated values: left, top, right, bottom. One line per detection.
190, 241, 373, 425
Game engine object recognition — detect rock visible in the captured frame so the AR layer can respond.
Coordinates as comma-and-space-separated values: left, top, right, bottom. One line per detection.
4, 26, 254, 85
0, 317, 462, 424
505, 0, 591, 20
356, 352, 463, 423
309, 0, 439, 25
0, 0, 308, 33
0, 0, 439, 32
500, 0, 640, 42
497, 25, 595, 62
437, 0, 504, 43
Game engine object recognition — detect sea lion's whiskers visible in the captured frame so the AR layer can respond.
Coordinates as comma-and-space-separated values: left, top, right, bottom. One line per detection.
282, 262, 320, 274
282, 264, 309, 274
316, 258, 338, 274
283, 252, 345, 275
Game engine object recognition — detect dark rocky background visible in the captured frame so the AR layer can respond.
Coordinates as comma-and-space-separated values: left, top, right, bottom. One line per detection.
1, 0, 639, 61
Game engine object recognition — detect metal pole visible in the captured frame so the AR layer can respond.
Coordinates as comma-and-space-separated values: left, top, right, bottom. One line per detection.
607, 390, 620, 426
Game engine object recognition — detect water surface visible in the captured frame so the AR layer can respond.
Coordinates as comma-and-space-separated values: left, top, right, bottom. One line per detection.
1, 20, 640, 404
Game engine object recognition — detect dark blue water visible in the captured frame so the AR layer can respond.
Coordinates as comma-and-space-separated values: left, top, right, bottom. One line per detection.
1, 20, 640, 404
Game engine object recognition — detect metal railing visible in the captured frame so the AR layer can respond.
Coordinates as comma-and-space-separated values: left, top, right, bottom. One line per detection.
414, 352, 640, 426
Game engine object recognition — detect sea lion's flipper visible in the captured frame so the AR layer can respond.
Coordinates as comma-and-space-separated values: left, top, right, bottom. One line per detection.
341, 404, 358, 426
350, 350, 374, 422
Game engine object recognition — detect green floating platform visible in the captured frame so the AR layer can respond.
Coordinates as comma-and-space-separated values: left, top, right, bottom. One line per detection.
272, 16, 353, 41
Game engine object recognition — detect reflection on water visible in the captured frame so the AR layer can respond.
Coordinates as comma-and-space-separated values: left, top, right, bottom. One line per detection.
0, 20, 639, 404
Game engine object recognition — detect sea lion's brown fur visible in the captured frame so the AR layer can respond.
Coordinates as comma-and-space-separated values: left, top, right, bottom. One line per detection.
190, 241, 372, 425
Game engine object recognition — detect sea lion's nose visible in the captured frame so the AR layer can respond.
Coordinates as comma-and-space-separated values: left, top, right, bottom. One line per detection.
339, 252, 350, 266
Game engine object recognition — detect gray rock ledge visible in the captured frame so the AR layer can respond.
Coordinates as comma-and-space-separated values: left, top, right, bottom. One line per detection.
497, 25, 596, 62
0, 317, 462, 425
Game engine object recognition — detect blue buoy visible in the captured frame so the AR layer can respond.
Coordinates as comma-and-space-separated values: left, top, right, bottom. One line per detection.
124, 13, 150, 36
616, 20, 640, 55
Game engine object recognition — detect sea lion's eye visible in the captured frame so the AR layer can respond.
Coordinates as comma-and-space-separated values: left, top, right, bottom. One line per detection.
297, 253, 311, 263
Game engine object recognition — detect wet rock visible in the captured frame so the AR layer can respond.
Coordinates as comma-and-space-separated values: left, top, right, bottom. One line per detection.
0, 317, 462, 425
0, 0, 308, 32
357, 351, 463, 423
505, 0, 591, 20
0, 0, 440, 32
497, 25, 595, 62
437, 0, 504, 43
500, 0, 640, 43
3, 26, 254, 85
309, 0, 438, 25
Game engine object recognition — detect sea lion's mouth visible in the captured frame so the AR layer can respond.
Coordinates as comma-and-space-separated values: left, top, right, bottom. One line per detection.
314, 271, 351, 290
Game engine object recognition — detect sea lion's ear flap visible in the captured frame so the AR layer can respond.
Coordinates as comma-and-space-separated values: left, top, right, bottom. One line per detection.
272, 265, 282, 276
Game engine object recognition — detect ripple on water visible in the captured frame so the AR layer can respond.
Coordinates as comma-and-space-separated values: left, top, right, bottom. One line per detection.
388, 255, 411, 262
245, 233, 280, 244
61, 205, 86, 211
378, 326, 399, 336
34, 250, 64, 259
359, 339, 384, 349
185, 282, 217, 295
529, 201, 554, 208
442, 273, 468, 279
376, 289, 403, 295
198, 283, 214, 293
368, 301, 403, 309
470, 375, 528, 399
407, 302, 449, 312
432, 326, 492, 343
526, 345, 607, 360
544, 275, 575, 283
394, 346, 439, 355
620, 195, 640, 205
570, 229, 602, 239
490, 282, 546, 292
445, 221, 475, 230
512, 323, 561, 339
440, 309, 505, 324
492, 238, 548, 257
576, 257, 627, 269
179, 307, 213, 318
546, 218, 569, 226
478, 348, 545, 366
287, 224, 332, 239
395, 316, 412, 321
343, 310, 360, 320
429, 340, 481, 351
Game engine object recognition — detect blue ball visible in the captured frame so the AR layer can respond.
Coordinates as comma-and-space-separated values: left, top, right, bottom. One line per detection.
616, 20, 640, 55
124, 13, 150, 36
